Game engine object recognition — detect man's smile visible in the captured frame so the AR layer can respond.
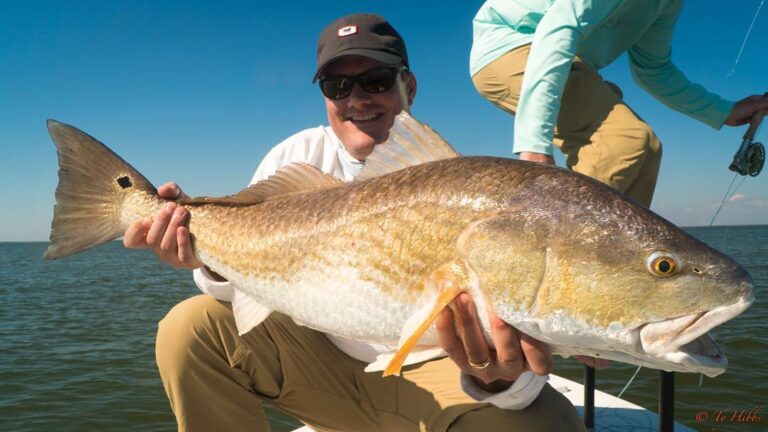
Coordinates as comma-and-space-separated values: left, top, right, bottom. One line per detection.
347, 112, 384, 124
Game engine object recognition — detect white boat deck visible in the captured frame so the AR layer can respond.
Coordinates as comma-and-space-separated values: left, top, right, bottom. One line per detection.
548, 374, 694, 431
292, 374, 695, 431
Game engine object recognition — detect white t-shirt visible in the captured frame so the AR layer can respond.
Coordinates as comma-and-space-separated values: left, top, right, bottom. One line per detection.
193, 121, 547, 409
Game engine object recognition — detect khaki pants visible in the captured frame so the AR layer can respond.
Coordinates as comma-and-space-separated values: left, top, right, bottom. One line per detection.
472, 45, 662, 207
156, 295, 585, 432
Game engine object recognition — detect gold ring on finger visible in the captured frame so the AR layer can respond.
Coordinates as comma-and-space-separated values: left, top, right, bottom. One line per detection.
468, 356, 492, 370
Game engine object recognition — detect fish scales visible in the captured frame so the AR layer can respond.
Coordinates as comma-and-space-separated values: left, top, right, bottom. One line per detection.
187, 158, 517, 342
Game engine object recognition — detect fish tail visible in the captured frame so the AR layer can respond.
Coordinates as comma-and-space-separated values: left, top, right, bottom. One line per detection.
44, 120, 157, 259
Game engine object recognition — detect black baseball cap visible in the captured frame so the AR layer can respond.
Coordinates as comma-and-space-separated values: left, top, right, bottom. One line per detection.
313, 13, 409, 82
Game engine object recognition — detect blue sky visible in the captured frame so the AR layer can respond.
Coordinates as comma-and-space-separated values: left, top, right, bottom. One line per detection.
1, 0, 766, 242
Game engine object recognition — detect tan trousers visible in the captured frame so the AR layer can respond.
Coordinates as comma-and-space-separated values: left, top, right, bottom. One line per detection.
156, 295, 585, 432
472, 45, 662, 207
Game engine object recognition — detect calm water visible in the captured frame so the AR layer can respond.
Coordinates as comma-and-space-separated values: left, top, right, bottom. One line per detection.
1, 225, 766, 431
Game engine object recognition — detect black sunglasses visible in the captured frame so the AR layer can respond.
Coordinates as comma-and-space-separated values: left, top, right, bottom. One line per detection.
319, 66, 406, 100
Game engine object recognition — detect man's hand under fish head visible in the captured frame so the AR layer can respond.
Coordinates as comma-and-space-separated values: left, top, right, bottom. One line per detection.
437, 293, 609, 393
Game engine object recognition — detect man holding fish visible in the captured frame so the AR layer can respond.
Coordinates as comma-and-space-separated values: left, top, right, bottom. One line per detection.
124, 13, 584, 432
45, 8, 754, 432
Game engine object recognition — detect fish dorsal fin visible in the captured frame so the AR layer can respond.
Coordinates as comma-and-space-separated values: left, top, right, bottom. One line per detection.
181, 163, 344, 206
356, 111, 461, 181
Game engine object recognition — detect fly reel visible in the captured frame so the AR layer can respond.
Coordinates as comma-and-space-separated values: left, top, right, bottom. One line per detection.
729, 96, 766, 177
729, 140, 765, 177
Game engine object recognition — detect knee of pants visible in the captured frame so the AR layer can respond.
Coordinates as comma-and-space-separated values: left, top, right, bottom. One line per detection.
647, 126, 662, 161
447, 387, 585, 432
634, 122, 663, 178
156, 294, 232, 376
471, 72, 519, 115
620, 120, 662, 160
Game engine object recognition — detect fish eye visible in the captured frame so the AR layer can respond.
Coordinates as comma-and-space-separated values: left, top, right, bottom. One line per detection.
647, 252, 678, 277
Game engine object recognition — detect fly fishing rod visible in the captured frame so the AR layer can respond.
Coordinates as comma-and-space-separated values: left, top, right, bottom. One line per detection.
659, 96, 768, 432
728, 94, 766, 177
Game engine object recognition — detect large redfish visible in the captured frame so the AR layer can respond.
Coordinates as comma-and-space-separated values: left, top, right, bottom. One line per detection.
44, 113, 753, 377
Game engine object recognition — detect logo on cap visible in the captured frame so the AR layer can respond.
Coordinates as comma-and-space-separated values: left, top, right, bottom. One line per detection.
337, 25, 358, 37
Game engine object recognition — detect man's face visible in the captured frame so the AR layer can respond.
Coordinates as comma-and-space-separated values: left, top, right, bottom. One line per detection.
322, 57, 415, 161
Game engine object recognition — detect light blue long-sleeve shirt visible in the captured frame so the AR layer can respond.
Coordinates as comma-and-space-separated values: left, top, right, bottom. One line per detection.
470, 0, 734, 155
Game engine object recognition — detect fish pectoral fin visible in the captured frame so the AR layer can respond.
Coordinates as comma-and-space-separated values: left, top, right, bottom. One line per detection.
382, 261, 468, 377
356, 112, 460, 180
181, 163, 344, 205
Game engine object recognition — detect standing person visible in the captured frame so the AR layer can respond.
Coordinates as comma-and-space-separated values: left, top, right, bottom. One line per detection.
124, 13, 585, 432
470, 0, 768, 207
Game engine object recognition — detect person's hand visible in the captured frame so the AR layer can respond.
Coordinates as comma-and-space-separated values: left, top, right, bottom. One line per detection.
519, 151, 556, 165
123, 182, 203, 269
436, 293, 553, 393
724, 94, 768, 126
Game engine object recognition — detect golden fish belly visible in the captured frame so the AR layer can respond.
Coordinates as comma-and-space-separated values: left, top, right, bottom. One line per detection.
186, 177, 506, 342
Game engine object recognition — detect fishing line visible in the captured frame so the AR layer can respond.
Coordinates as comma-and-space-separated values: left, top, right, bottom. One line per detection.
616, 366, 642, 399
592, 366, 655, 432
709, 173, 743, 227
727, 0, 765, 77
595, 366, 643, 413
594, 366, 686, 431
616, 365, 643, 400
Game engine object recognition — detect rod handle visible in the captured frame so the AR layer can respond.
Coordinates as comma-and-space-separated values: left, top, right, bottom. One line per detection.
743, 93, 768, 141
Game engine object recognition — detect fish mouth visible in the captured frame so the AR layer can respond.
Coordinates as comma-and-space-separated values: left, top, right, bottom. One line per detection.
638, 293, 753, 377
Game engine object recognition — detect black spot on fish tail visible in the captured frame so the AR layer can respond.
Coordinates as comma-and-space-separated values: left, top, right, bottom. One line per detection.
45, 120, 156, 259
117, 176, 132, 189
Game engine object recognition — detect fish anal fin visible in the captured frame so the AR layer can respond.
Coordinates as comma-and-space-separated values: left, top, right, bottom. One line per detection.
382, 261, 468, 377
181, 163, 344, 206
